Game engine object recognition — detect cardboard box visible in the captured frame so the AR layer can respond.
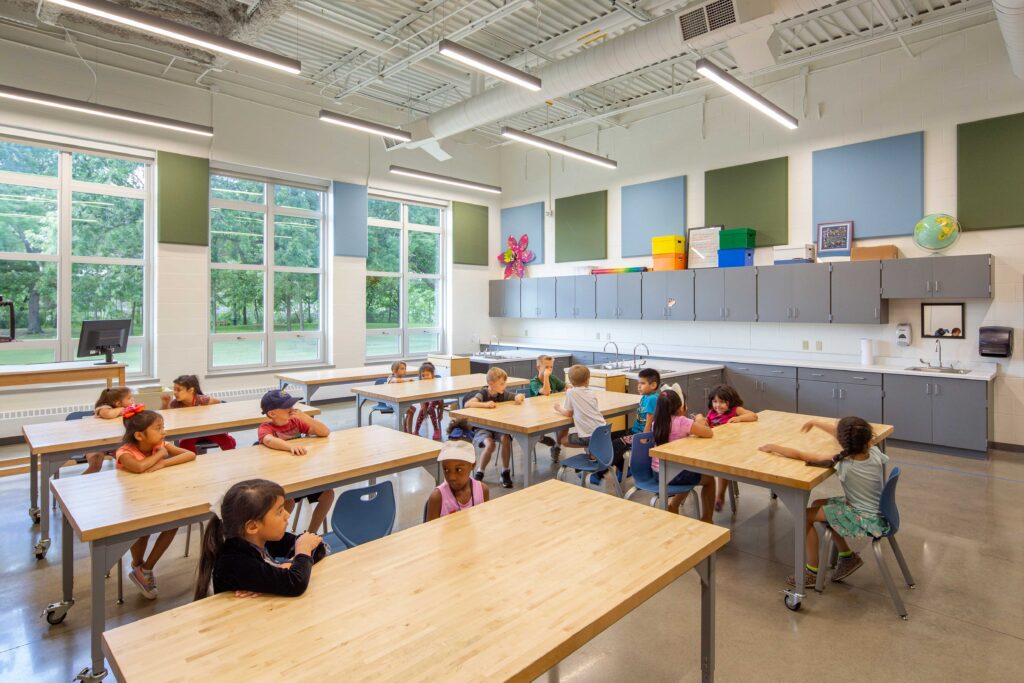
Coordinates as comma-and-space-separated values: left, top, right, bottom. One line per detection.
774, 244, 815, 261
653, 253, 687, 270
719, 228, 756, 249
651, 235, 686, 254
717, 248, 754, 267
851, 245, 899, 261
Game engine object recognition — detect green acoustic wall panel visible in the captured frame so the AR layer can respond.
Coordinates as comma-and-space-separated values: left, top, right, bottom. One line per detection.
453, 201, 489, 265
705, 157, 788, 247
555, 190, 607, 262
157, 151, 209, 246
958, 112, 1024, 231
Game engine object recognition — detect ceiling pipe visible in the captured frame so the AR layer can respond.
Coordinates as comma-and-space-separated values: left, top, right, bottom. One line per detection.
994, 0, 1024, 79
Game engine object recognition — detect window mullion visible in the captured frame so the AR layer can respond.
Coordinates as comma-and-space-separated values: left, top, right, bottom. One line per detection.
265, 189, 274, 368
57, 150, 72, 362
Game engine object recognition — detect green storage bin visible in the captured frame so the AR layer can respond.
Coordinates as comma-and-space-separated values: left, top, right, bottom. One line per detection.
719, 228, 756, 249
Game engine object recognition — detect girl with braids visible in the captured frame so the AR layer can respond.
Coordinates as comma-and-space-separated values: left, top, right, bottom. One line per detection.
115, 407, 196, 598
194, 479, 327, 600
760, 416, 889, 588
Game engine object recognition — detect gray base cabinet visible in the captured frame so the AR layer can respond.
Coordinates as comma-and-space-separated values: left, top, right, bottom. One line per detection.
756, 263, 830, 323
883, 374, 988, 451
725, 364, 796, 412
695, 267, 757, 321
595, 273, 642, 320
797, 371, 883, 423
882, 254, 992, 299
642, 271, 696, 321
686, 371, 723, 409
831, 261, 888, 324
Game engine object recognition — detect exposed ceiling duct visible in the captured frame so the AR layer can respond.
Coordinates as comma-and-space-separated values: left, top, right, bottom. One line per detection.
994, 0, 1024, 79
417, 0, 837, 144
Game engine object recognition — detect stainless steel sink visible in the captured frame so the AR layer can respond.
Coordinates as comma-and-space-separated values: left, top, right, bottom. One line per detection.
905, 366, 972, 375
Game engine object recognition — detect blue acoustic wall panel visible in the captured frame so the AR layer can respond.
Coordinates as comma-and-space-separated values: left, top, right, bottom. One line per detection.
333, 181, 368, 258
621, 175, 686, 257
812, 132, 923, 239
500, 201, 545, 264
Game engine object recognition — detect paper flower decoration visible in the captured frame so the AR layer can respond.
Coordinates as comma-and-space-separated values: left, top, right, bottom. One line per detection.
497, 234, 536, 279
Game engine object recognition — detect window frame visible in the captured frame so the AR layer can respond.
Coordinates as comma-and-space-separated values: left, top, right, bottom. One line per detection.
207, 171, 327, 372
0, 136, 153, 374
365, 196, 446, 362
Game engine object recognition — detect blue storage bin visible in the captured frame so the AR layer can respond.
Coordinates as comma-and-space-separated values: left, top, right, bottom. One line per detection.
718, 248, 754, 268
773, 258, 815, 265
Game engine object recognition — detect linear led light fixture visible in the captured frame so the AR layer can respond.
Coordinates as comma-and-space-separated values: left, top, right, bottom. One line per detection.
500, 126, 617, 169
46, 0, 302, 74
318, 110, 411, 142
695, 58, 798, 130
437, 39, 541, 91
388, 165, 501, 194
0, 84, 214, 136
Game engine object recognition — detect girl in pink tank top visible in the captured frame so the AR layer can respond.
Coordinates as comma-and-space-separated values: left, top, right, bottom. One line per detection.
426, 441, 491, 521
702, 384, 758, 511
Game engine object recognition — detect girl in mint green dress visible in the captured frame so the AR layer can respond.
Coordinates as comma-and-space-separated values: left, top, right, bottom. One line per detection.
760, 416, 890, 589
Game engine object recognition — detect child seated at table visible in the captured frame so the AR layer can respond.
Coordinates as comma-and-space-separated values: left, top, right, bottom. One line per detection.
161, 374, 237, 454
82, 386, 135, 474
194, 478, 327, 600
529, 355, 568, 461
554, 365, 630, 487
699, 384, 758, 512
466, 367, 524, 489
425, 441, 490, 521
650, 389, 715, 517
411, 361, 443, 440
258, 389, 334, 534
115, 407, 196, 599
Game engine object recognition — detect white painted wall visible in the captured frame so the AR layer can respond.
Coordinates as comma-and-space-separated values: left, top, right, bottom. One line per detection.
494, 21, 1024, 445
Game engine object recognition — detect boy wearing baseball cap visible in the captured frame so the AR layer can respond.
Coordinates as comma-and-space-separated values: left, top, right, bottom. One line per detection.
425, 441, 490, 522
257, 389, 334, 533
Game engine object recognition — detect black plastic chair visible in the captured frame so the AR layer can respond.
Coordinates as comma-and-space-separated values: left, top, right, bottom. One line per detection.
367, 378, 395, 425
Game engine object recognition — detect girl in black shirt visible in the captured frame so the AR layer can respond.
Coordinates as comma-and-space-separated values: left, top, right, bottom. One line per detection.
195, 479, 327, 600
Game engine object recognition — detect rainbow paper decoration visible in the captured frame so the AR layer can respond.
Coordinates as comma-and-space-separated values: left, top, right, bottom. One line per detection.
590, 266, 648, 274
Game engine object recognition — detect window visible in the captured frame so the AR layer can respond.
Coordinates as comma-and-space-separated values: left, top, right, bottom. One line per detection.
366, 197, 445, 359
0, 139, 151, 372
208, 172, 326, 370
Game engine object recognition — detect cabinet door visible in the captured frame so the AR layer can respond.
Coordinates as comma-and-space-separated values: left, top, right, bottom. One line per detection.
665, 270, 696, 321
595, 275, 618, 319
503, 279, 521, 317
641, 271, 669, 320
618, 272, 643, 319
934, 254, 992, 299
832, 261, 887, 324
488, 280, 504, 317
537, 278, 557, 318
722, 267, 757, 321
798, 380, 839, 418
883, 374, 933, 444
519, 278, 538, 319
882, 258, 934, 299
761, 376, 797, 413
556, 276, 575, 318
694, 269, 725, 321
791, 263, 831, 323
726, 372, 762, 411
511, 360, 535, 382
931, 378, 988, 451
574, 276, 597, 319
755, 265, 791, 323
837, 383, 883, 424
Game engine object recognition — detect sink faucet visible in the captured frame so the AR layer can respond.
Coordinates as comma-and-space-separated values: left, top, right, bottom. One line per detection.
603, 341, 620, 367
935, 338, 942, 368
632, 343, 650, 371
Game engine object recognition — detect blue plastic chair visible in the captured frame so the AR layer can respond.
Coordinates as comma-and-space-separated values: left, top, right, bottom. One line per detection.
367, 378, 395, 426
321, 481, 396, 551
556, 425, 623, 496
623, 432, 701, 515
815, 467, 916, 618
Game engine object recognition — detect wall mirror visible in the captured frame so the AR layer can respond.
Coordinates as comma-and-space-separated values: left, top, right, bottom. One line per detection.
921, 303, 965, 338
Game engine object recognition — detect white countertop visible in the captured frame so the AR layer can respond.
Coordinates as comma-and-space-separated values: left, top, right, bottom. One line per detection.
466, 349, 573, 363
498, 341, 997, 381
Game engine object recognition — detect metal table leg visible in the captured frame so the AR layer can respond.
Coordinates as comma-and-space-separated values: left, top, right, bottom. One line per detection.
511, 433, 541, 487
395, 401, 408, 431
29, 451, 40, 524
696, 554, 716, 683
35, 455, 63, 558
778, 487, 810, 611
278, 378, 287, 391
356, 395, 365, 427
43, 514, 76, 625
658, 462, 669, 510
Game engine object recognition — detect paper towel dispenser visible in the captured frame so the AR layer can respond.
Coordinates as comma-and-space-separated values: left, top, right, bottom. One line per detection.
979, 326, 1013, 358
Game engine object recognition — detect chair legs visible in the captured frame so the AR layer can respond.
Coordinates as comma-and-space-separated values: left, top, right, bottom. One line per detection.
815, 524, 834, 594
291, 499, 305, 532
872, 538, 909, 619
887, 535, 916, 588
817, 523, 914, 619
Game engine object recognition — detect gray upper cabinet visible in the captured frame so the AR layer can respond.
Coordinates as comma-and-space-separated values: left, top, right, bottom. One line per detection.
831, 261, 888, 324
755, 265, 790, 323
643, 271, 696, 321
520, 278, 539, 319
756, 263, 830, 323
694, 269, 725, 321
618, 272, 642, 319
695, 267, 756, 321
488, 279, 521, 317
503, 278, 521, 317
595, 273, 642, 320
556, 276, 575, 319
556, 275, 597, 319
595, 275, 617, 319
882, 254, 992, 299
537, 277, 557, 318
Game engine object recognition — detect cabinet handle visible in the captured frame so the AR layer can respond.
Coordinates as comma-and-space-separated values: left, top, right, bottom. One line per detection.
934, 383, 941, 396
832, 386, 837, 399
771, 370, 784, 374
794, 306, 799, 318
725, 306, 730, 318
925, 383, 931, 395
811, 373, 824, 377
926, 280, 931, 292
934, 279, 940, 293
874, 306, 879, 319
839, 388, 845, 399
852, 376, 865, 380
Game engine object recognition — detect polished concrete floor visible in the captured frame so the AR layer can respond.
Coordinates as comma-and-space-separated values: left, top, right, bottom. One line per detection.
2, 402, 1023, 681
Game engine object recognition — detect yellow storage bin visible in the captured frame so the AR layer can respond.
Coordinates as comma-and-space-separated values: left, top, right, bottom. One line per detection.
651, 235, 686, 254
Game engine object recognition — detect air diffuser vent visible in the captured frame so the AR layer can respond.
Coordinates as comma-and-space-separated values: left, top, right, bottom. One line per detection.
677, 0, 741, 41
705, 0, 737, 31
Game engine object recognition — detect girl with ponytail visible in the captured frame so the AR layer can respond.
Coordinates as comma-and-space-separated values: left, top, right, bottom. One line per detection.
650, 389, 715, 519
195, 479, 327, 600
760, 416, 890, 589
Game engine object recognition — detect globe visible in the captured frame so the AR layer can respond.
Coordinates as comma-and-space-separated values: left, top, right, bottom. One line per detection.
914, 213, 961, 252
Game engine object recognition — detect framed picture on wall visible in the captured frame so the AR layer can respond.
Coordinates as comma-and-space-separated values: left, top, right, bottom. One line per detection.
687, 225, 723, 268
817, 220, 854, 257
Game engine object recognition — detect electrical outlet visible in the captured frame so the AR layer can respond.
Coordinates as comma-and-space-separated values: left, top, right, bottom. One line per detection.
815, 340, 823, 351
802, 340, 809, 350
595, 332, 601, 340
605, 332, 612, 340
523, 329, 529, 336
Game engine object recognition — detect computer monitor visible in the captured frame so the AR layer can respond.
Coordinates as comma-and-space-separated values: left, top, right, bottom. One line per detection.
76, 319, 132, 365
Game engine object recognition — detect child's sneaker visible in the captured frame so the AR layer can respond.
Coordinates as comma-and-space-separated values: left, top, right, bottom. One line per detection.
128, 565, 158, 599
550, 445, 561, 462
500, 470, 513, 489
473, 470, 484, 481
589, 472, 605, 487
539, 436, 555, 447
786, 569, 818, 589
831, 553, 864, 582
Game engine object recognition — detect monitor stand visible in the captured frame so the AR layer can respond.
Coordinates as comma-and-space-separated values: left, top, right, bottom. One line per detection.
94, 346, 117, 365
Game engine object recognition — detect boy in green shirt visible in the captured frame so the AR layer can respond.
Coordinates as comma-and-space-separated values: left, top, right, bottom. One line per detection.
529, 355, 567, 461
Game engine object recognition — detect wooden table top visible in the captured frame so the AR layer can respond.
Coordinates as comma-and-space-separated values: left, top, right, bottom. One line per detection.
0, 360, 127, 377
352, 373, 528, 402
275, 364, 418, 385
52, 426, 440, 542
450, 390, 641, 434
650, 410, 895, 491
102, 480, 729, 682
22, 399, 320, 455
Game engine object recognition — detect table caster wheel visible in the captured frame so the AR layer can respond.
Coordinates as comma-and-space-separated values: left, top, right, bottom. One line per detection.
42, 600, 73, 625
34, 538, 51, 560
29, 507, 41, 524
74, 666, 108, 682
900, 615, 908, 621
784, 592, 802, 611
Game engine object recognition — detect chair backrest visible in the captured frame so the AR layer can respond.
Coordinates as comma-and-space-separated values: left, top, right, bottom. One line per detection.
587, 424, 615, 468
627, 432, 658, 487
329, 480, 397, 548
374, 377, 388, 386
372, 377, 393, 409
879, 466, 902, 535
65, 410, 94, 421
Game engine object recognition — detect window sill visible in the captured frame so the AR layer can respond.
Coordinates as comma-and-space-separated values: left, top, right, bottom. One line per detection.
0, 375, 159, 397
205, 364, 335, 380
